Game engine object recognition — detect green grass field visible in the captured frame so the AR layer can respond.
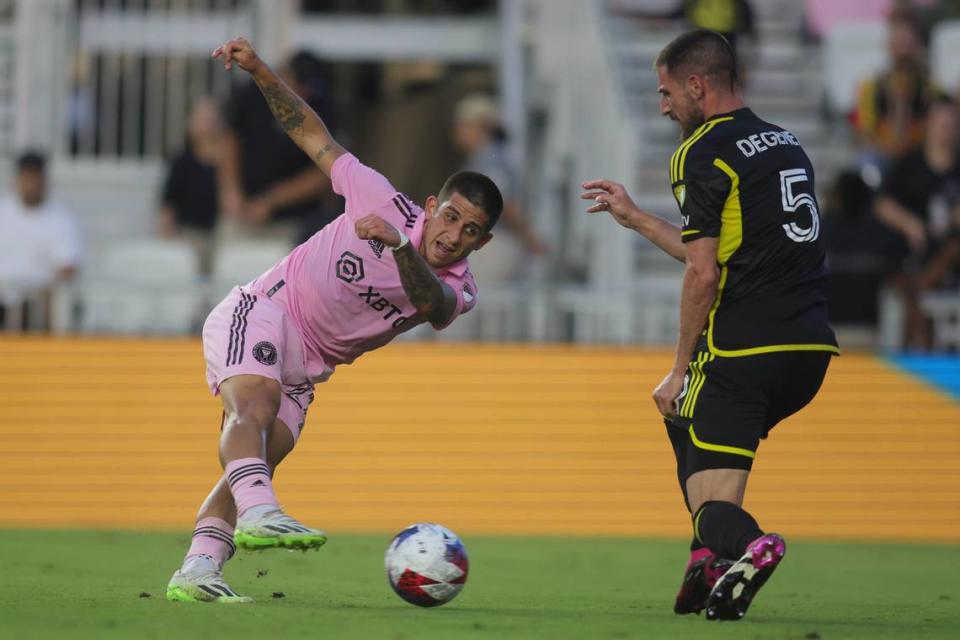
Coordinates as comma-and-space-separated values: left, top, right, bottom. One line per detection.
2, 531, 957, 640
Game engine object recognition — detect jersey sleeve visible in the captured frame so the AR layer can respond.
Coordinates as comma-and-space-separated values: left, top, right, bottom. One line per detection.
432, 268, 479, 330
330, 153, 419, 228
678, 152, 733, 243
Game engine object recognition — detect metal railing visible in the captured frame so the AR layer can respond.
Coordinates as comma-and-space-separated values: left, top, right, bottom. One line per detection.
68, 0, 251, 159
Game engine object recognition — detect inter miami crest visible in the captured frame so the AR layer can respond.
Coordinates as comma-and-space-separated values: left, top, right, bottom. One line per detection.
252, 341, 278, 366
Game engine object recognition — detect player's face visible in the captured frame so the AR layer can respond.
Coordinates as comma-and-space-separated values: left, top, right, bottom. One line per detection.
420, 191, 493, 267
657, 65, 705, 140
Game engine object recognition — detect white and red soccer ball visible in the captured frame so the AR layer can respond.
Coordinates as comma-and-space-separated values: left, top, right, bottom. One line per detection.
385, 523, 469, 607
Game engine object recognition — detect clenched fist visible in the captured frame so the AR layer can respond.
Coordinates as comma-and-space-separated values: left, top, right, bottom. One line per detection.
355, 214, 402, 248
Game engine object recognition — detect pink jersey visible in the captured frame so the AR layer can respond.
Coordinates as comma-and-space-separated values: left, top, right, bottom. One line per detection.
250, 153, 478, 381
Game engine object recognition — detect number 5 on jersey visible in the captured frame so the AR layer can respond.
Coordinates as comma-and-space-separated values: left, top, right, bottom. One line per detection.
779, 168, 820, 243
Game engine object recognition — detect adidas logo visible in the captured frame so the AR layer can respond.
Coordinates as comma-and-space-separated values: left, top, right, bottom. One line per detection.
251, 479, 266, 487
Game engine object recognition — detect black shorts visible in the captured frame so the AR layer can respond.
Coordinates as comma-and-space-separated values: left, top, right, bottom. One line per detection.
666, 338, 833, 475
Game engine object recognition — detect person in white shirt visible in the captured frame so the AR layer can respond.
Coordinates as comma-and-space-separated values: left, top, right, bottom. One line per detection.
0, 151, 82, 330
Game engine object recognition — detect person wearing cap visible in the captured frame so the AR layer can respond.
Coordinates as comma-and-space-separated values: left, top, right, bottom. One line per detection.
452, 94, 548, 284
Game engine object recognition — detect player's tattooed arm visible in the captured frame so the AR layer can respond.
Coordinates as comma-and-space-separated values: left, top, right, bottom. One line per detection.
257, 81, 307, 133
212, 37, 344, 176
251, 71, 344, 176
392, 243, 458, 327
354, 214, 459, 327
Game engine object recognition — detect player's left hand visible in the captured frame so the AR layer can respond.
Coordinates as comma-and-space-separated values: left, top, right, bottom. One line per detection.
581, 179, 641, 229
355, 214, 402, 248
653, 369, 685, 418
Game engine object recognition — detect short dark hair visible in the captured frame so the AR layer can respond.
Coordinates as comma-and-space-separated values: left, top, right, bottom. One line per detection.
16, 150, 47, 173
438, 171, 503, 231
655, 29, 738, 91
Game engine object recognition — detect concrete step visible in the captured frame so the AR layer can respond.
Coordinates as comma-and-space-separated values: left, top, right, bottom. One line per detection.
616, 38, 811, 71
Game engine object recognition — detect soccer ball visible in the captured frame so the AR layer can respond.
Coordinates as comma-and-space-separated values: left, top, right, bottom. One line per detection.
384, 523, 469, 607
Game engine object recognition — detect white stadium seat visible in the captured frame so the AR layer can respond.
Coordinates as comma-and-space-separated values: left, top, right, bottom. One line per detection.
931, 21, 960, 94
208, 240, 291, 303
79, 238, 202, 334
822, 21, 888, 116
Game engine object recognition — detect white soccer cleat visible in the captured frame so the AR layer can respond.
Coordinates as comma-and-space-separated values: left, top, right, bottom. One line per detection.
234, 508, 327, 551
166, 557, 253, 604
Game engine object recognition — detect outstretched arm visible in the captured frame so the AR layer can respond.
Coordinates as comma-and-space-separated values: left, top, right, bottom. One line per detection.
581, 179, 686, 262
212, 37, 344, 176
354, 214, 458, 328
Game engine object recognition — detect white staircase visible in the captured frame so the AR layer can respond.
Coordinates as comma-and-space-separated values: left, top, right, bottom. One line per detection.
607, 0, 852, 266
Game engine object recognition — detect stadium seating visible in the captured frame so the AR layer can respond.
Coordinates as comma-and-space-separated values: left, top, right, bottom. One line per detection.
922, 292, 960, 351
930, 20, 960, 94
822, 21, 888, 116
208, 240, 290, 304
79, 238, 202, 334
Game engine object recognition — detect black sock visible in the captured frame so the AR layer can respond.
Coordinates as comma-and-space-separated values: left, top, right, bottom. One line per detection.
690, 536, 705, 552
693, 501, 763, 559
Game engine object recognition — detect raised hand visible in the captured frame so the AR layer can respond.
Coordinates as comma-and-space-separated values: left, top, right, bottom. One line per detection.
211, 37, 261, 73
581, 179, 641, 229
355, 214, 402, 248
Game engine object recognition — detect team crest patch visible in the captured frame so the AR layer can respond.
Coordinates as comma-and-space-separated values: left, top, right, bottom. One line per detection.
673, 184, 686, 207
252, 341, 278, 366
369, 239, 385, 258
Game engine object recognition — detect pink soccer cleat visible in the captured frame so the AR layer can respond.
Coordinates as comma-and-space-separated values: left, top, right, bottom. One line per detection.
674, 548, 734, 615
705, 533, 786, 621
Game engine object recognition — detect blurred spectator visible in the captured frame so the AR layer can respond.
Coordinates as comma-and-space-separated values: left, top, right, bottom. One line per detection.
158, 97, 223, 276
219, 50, 342, 247
804, 0, 894, 40
0, 151, 81, 330
613, 1, 755, 82
677, 0, 755, 68
874, 97, 960, 348
822, 171, 897, 328
452, 94, 547, 283
853, 5, 943, 170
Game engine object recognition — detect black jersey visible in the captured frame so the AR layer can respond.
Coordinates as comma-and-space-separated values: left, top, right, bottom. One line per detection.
670, 108, 838, 356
